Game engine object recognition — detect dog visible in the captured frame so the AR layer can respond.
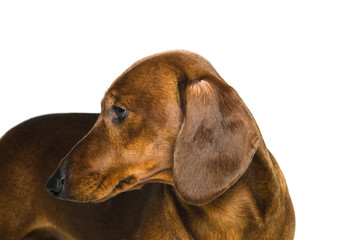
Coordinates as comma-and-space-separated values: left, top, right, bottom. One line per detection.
0, 50, 295, 239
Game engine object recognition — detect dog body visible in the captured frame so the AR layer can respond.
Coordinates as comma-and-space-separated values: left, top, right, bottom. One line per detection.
0, 51, 295, 239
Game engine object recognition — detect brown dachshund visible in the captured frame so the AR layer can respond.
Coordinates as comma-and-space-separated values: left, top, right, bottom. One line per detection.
0, 50, 295, 239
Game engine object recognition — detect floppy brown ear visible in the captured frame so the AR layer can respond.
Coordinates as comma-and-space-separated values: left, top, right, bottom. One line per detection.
173, 78, 261, 205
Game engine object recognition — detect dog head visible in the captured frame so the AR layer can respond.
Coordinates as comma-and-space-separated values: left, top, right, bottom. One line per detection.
46, 51, 261, 205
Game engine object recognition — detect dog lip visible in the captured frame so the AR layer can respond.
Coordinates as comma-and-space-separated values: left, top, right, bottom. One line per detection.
140, 167, 172, 181
88, 168, 173, 203
116, 176, 135, 188
90, 177, 136, 203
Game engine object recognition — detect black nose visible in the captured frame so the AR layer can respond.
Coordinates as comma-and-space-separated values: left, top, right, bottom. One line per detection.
46, 169, 66, 198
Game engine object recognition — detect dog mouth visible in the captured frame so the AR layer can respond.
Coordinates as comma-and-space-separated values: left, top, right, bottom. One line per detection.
89, 176, 137, 203
89, 168, 172, 203
116, 176, 135, 188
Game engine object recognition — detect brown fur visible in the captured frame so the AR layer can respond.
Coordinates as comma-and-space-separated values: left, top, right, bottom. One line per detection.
0, 50, 295, 239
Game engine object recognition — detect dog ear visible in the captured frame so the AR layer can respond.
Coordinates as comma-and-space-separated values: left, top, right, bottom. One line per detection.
173, 78, 261, 205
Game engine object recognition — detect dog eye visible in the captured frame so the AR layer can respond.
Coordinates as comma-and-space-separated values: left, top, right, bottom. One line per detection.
112, 106, 128, 121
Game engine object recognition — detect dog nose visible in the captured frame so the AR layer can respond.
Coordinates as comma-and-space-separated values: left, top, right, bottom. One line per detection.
46, 169, 66, 197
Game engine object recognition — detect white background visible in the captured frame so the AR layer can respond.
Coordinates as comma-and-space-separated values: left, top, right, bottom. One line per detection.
0, 1, 361, 239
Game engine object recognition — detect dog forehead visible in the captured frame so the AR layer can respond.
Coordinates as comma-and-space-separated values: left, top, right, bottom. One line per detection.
107, 65, 178, 101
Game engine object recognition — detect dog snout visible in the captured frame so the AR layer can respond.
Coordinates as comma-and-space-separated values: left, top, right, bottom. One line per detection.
46, 169, 67, 199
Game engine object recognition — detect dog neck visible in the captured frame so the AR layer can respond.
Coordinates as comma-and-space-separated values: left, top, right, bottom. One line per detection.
164, 148, 282, 239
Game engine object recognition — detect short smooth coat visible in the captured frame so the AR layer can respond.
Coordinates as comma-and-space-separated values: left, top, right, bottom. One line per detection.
0, 51, 295, 239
